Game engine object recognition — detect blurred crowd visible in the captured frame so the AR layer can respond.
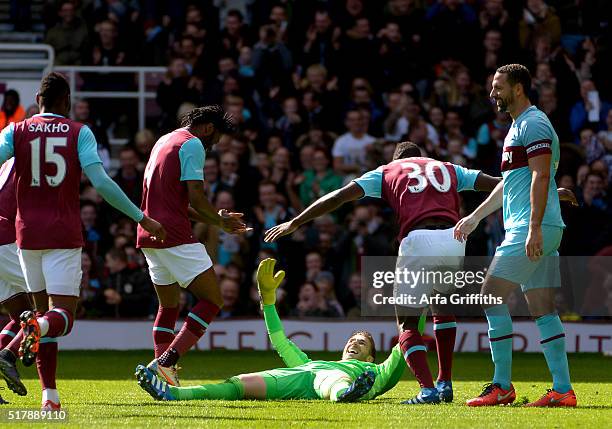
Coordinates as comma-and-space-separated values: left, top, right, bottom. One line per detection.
2, 0, 612, 320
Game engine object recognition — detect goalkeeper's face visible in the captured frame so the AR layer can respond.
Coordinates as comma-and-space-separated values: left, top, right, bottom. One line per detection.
342, 333, 374, 362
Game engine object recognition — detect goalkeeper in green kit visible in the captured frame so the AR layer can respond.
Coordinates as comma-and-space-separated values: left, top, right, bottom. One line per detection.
135, 259, 405, 402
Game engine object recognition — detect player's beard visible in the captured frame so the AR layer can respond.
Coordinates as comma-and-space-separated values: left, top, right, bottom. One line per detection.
496, 94, 512, 113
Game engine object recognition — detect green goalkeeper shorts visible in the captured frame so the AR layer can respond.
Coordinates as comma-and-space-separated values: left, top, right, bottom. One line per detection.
258, 367, 319, 400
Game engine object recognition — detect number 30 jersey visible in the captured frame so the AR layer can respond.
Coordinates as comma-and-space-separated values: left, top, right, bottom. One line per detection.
353, 157, 481, 242
0, 113, 101, 249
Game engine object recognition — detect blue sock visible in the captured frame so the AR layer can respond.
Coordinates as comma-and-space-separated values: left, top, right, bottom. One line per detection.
535, 313, 572, 394
485, 304, 513, 390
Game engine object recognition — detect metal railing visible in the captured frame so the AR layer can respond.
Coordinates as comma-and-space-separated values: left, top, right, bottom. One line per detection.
53, 66, 166, 141
0, 43, 54, 79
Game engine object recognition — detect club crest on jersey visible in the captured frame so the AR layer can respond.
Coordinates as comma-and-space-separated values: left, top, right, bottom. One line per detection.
28, 123, 70, 133
501, 146, 528, 172
502, 151, 512, 164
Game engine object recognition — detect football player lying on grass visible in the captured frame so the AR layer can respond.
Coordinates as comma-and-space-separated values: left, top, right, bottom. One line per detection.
135, 258, 405, 402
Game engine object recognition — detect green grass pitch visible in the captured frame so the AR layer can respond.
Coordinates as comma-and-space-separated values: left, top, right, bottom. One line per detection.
1, 351, 610, 428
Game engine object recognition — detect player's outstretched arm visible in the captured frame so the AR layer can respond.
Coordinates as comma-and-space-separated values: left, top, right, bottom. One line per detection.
83, 163, 166, 241
256, 258, 311, 367
186, 181, 250, 234
364, 344, 406, 400
474, 173, 502, 192
264, 182, 364, 242
454, 179, 504, 242
79, 126, 165, 240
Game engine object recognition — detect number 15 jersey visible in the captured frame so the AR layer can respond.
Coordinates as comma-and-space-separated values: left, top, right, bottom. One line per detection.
0, 113, 101, 249
353, 157, 481, 242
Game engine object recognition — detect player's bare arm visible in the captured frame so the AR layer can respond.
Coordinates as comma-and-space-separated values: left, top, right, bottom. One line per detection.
474, 173, 502, 192
139, 216, 167, 242
526, 153, 551, 262
454, 180, 504, 242
264, 182, 364, 242
186, 180, 249, 234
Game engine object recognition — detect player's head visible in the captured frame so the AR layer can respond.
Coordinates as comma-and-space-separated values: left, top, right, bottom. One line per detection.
392, 141, 422, 160
36, 72, 71, 117
180, 104, 236, 150
342, 330, 376, 362
491, 64, 531, 113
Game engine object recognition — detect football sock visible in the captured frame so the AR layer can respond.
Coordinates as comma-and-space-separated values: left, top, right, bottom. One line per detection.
5, 330, 22, 356
153, 306, 179, 358
36, 338, 58, 390
433, 315, 456, 381
165, 299, 220, 359
399, 329, 435, 388
42, 388, 59, 405
0, 319, 20, 348
39, 308, 73, 337
169, 377, 244, 400
485, 304, 513, 390
157, 348, 179, 367
329, 381, 352, 402
535, 313, 572, 394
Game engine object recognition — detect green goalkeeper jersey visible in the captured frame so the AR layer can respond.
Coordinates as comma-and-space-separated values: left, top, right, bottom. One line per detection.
263, 305, 405, 400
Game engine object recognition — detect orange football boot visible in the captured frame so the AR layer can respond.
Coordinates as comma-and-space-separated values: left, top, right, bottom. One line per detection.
467, 383, 516, 406
526, 389, 577, 407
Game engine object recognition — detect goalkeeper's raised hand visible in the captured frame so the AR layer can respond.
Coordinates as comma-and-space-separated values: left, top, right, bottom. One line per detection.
256, 258, 286, 305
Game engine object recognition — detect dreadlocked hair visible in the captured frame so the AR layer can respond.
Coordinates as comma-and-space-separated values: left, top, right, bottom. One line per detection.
180, 104, 236, 134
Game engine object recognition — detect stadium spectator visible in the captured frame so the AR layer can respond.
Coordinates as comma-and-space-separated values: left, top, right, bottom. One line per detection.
81, 201, 102, 261
333, 110, 376, 176
95, 248, 152, 318
299, 148, 343, 208
314, 271, 345, 317
252, 24, 293, 97
25, 104, 39, 118
570, 80, 612, 141
518, 0, 562, 50
301, 9, 338, 71
220, 9, 252, 59
112, 146, 143, 206
217, 277, 244, 319
133, 129, 156, 168
345, 273, 363, 318
0, 89, 26, 129
45, 0, 89, 65
73, 99, 111, 169
290, 282, 342, 318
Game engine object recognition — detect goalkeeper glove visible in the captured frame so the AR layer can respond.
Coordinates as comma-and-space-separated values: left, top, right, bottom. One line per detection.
256, 258, 285, 305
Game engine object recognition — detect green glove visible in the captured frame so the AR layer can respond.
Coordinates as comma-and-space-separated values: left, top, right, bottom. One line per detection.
256, 258, 285, 305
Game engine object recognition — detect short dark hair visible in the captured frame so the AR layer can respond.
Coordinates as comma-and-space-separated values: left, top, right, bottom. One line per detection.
227, 9, 244, 21
350, 330, 376, 360
107, 247, 127, 263
180, 104, 236, 134
496, 64, 531, 95
393, 141, 422, 160
38, 72, 70, 108
4, 89, 19, 104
